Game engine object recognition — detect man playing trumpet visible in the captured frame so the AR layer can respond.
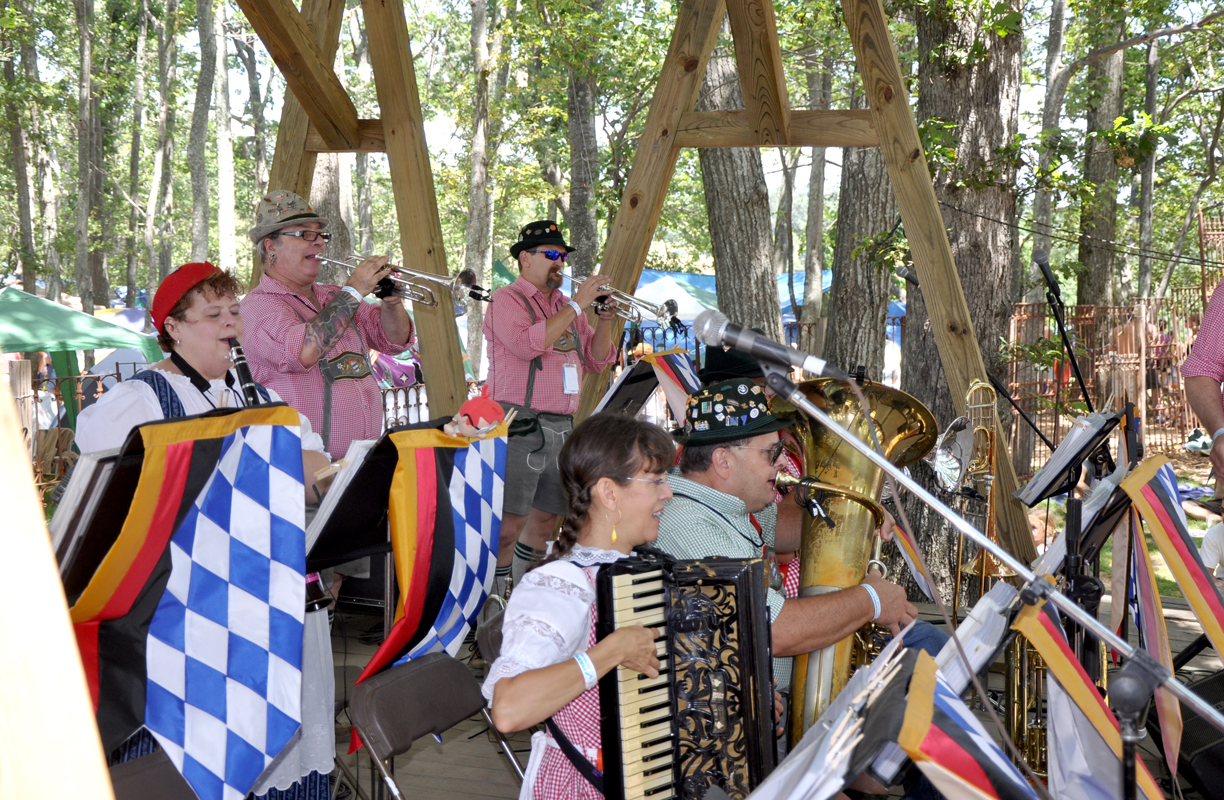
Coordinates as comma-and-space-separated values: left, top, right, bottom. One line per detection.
240, 189, 415, 460
483, 220, 620, 593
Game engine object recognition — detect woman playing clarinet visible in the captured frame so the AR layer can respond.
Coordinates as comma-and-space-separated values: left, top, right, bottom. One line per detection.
483, 413, 673, 799
76, 261, 331, 503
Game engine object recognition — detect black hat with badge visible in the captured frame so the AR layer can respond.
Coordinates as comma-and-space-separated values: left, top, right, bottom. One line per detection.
510, 220, 573, 260
674, 378, 792, 445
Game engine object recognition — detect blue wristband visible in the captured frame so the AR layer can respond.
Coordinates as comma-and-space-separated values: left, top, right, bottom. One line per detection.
567, 300, 583, 317
861, 584, 881, 621
340, 285, 362, 301
574, 652, 598, 691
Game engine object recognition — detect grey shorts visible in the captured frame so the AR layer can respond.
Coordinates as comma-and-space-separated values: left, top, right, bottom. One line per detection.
502, 407, 572, 517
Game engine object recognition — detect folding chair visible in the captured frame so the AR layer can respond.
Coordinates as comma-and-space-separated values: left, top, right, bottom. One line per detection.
347, 652, 523, 800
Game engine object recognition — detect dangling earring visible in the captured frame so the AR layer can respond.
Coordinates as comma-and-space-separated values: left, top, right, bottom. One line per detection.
605, 508, 622, 542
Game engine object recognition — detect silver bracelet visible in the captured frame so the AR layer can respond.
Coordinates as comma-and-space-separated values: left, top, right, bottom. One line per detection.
574, 652, 598, 691
861, 584, 881, 621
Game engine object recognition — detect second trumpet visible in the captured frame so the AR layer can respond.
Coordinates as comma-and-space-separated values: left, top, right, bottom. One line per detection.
316, 255, 492, 310
562, 271, 678, 326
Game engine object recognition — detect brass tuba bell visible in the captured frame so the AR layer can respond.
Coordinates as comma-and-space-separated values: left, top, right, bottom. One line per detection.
772, 377, 936, 747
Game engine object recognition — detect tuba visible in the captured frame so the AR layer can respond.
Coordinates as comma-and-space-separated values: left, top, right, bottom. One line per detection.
772, 378, 936, 746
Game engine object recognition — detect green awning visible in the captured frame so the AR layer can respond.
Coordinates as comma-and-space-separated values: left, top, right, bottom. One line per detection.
0, 287, 163, 362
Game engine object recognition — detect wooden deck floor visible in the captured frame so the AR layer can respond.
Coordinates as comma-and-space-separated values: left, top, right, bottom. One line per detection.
329, 591, 1219, 799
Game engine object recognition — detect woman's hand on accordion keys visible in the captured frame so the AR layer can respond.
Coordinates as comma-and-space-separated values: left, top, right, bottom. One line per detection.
596, 624, 661, 678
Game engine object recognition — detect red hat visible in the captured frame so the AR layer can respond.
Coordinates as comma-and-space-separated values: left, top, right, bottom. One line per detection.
152, 262, 222, 333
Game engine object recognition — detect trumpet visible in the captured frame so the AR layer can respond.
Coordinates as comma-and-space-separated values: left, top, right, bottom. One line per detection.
562, 271, 679, 326
315, 255, 492, 309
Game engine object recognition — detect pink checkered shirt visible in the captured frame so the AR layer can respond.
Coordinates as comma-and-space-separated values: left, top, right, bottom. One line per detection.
482, 276, 617, 415
240, 274, 413, 459
1183, 278, 1224, 384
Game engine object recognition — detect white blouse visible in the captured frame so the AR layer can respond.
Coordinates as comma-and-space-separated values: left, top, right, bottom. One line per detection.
481, 545, 628, 702
75, 367, 328, 456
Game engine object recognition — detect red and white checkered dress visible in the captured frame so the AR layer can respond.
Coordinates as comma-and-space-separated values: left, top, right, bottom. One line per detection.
774, 449, 803, 599
240, 274, 413, 458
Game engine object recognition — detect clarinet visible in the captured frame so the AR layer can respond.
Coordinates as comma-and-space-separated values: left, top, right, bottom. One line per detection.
227, 338, 262, 407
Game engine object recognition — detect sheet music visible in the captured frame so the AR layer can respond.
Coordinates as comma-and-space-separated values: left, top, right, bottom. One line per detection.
1031, 458, 1129, 576
1015, 411, 1117, 506
306, 438, 378, 554
868, 582, 1018, 784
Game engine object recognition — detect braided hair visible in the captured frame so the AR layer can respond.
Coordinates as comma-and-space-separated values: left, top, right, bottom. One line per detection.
536, 413, 675, 567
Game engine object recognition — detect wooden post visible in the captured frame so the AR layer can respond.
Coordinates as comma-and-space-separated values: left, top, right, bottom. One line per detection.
362, 0, 468, 417
574, 0, 728, 420
247, 0, 347, 288
8, 359, 32, 457
841, 0, 1037, 563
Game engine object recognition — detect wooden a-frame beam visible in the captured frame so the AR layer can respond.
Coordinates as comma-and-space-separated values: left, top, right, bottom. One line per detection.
362, 0, 468, 417
576, 0, 1036, 564
305, 120, 387, 152
250, 0, 347, 288
235, 0, 359, 151
675, 109, 876, 148
841, 0, 1035, 564
725, 0, 790, 144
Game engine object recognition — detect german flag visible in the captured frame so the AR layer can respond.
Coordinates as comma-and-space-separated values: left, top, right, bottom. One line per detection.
1012, 598, 1163, 800
897, 651, 1038, 800
1122, 456, 1224, 655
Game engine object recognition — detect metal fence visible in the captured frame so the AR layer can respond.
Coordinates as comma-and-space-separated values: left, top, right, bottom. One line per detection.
1005, 295, 1205, 479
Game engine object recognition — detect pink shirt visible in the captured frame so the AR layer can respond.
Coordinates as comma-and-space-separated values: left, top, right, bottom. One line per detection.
1182, 279, 1224, 383
482, 277, 616, 415
240, 274, 412, 458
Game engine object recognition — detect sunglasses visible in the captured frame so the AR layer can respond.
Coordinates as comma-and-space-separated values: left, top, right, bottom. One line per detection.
278, 230, 333, 243
528, 249, 568, 262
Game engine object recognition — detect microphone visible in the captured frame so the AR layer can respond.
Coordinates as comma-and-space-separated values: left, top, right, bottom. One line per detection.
895, 265, 920, 288
1033, 249, 1061, 303
693, 310, 850, 382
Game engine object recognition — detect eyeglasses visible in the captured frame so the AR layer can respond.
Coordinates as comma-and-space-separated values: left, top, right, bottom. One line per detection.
733, 442, 786, 463
278, 230, 333, 243
620, 476, 670, 488
528, 249, 568, 262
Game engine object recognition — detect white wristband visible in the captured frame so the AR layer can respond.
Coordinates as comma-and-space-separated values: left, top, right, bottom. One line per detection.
574, 652, 598, 691
567, 300, 583, 317
340, 285, 362, 301
1212, 427, 1224, 443
861, 584, 881, 622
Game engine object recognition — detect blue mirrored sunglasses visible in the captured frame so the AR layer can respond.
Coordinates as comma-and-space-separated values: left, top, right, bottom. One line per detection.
528, 248, 568, 262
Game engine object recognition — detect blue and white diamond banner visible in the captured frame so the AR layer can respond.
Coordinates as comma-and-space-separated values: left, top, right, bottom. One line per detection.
144, 423, 306, 800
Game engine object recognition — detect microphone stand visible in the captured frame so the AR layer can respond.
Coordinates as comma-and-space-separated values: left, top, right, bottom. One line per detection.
760, 363, 1224, 738
1038, 259, 1094, 414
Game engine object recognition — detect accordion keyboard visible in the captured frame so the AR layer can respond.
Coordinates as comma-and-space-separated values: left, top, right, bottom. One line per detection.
610, 568, 676, 799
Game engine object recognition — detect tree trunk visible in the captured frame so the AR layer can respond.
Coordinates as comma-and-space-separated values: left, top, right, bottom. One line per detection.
1076, 16, 1126, 307
772, 148, 797, 279
895, 0, 1023, 602
695, 25, 783, 343
215, 0, 236, 272
464, 0, 494, 377
124, 0, 148, 307
73, 0, 94, 314
3, 49, 36, 292
567, 56, 600, 278
145, 0, 179, 321
309, 154, 353, 286
799, 60, 831, 357
352, 12, 374, 255
232, 35, 268, 195
1137, 40, 1159, 298
824, 87, 895, 378
188, 0, 216, 263
1028, 0, 1067, 303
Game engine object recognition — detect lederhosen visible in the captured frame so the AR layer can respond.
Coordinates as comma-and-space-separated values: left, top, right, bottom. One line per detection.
288, 292, 373, 453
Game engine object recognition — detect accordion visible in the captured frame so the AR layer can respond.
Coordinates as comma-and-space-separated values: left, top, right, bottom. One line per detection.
595, 549, 777, 800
